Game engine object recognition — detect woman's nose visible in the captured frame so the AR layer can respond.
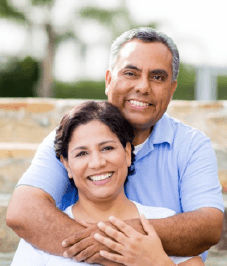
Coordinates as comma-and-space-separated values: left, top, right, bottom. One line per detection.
88, 153, 106, 169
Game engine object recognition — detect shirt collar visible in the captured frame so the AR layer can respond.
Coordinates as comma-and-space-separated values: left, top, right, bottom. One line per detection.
135, 113, 174, 160
151, 113, 174, 148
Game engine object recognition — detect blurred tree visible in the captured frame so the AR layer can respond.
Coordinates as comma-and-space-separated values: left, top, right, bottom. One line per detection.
0, 0, 78, 97
0, 56, 39, 97
79, 0, 157, 42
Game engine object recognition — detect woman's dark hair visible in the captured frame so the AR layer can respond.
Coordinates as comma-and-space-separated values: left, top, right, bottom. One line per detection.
54, 101, 135, 175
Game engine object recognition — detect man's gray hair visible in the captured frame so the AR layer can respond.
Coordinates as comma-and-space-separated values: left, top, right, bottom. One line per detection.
109, 27, 180, 81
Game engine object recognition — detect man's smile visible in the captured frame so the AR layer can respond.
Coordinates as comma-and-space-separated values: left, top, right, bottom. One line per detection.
128, 99, 151, 107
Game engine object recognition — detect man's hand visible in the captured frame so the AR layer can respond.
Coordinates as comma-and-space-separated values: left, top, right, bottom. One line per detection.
62, 224, 101, 261
62, 222, 122, 265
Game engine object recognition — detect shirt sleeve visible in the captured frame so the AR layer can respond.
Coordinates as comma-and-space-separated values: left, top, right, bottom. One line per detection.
179, 130, 224, 212
17, 130, 72, 207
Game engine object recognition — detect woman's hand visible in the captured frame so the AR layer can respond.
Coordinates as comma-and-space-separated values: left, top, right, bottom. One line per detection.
94, 214, 175, 266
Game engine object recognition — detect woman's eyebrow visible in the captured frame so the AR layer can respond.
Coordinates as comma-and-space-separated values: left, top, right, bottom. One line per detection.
71, 140, 117, 153
71, 146, 87, 153
99, 140, 117, 146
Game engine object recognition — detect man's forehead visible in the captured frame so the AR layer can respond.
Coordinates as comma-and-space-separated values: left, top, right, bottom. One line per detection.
118, 40, 172, 62
115, 40, 172, 69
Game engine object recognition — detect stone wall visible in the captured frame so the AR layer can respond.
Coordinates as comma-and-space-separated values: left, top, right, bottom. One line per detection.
0, 98, 227, 264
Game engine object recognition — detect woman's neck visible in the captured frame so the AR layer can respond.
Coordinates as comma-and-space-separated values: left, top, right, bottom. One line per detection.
72, 192, 139, 223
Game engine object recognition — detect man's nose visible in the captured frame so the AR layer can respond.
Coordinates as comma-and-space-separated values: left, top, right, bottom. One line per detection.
135, 76, 150, 95
88, 152, 106, 169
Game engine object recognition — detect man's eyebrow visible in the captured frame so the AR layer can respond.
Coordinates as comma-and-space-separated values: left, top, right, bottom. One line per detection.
124, 64, 141, 72
150, 69, 168, 77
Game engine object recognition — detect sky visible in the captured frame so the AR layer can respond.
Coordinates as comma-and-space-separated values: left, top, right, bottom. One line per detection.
1, 0, 227, 81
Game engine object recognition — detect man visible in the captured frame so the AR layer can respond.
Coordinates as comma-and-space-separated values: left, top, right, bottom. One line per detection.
6, 27, 224, 264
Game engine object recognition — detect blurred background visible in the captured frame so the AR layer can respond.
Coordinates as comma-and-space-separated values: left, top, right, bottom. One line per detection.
1, 1, 227, 265
0, 0, 226, 100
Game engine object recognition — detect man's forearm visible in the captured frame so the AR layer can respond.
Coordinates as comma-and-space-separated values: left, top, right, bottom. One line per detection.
6, 186, 83, 255
126, 208, 223, 257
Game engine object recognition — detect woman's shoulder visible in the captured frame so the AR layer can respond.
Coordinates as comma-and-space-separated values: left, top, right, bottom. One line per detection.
132, 201, 176, 219
63, 205, 74, 218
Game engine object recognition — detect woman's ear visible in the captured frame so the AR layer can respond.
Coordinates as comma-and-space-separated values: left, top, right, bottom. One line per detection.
125, 142, 132, 167
60, 155, 73, 179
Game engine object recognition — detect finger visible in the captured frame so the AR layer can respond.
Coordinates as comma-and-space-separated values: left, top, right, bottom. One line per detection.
72, 244, 97, 262
100, 250, 126, 264
77, 220, 91, 228
140, 213, 155, 235
85, 252, 106, 264
108, 216, 138, 238
97, 221, 128, 245
62, 227, 92, 248
63, 237, 93, 258
94, 233, 124, 254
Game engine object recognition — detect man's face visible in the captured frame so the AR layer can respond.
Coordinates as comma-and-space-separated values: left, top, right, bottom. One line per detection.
105, 40, 177, 137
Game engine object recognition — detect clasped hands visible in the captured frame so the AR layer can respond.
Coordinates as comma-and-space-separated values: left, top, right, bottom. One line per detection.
62, 215, 173, 266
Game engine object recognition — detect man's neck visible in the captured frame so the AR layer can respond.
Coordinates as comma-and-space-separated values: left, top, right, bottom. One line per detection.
133, 126, 153, 146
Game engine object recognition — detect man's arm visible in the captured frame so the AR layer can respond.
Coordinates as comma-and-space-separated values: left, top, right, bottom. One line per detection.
127, 207, 223, 256
6, 185, 84, 255
6, 186, 124, 266
62, 207, 223, 263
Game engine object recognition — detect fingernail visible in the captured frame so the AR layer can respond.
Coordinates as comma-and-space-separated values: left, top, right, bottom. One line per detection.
63, 251, 68, 258
94, 233, 99, 239
97, 221, 105, 227
62, 241, 67, 247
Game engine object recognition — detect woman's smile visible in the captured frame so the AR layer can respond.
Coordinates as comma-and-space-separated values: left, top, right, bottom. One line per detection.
87, 172, 113, 185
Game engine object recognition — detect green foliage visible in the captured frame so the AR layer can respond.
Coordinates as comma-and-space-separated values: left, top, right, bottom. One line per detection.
0, 0, 27, 21
31, 0, 55, 6
217, 76, 227, 100
0, 56, 39, 97
173, 63, 196, 100
55, 80, 106, 100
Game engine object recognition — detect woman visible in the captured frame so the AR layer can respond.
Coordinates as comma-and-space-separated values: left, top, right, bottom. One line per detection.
11, 101, 203, 265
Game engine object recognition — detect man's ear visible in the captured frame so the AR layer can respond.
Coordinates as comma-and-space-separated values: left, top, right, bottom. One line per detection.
125, 142, 132, 168
60, 155, 73, 179
105, 69, 112, 95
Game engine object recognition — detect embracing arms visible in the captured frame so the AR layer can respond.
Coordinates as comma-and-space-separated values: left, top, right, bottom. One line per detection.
7, 187, 211, 265
6, 185, 223, 260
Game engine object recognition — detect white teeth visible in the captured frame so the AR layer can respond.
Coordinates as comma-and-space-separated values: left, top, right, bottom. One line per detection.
89, 173, 112, 181
129, 100, 149, 107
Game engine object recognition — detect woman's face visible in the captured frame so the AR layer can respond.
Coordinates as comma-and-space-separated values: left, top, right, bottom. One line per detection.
62, 120, 131, 202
